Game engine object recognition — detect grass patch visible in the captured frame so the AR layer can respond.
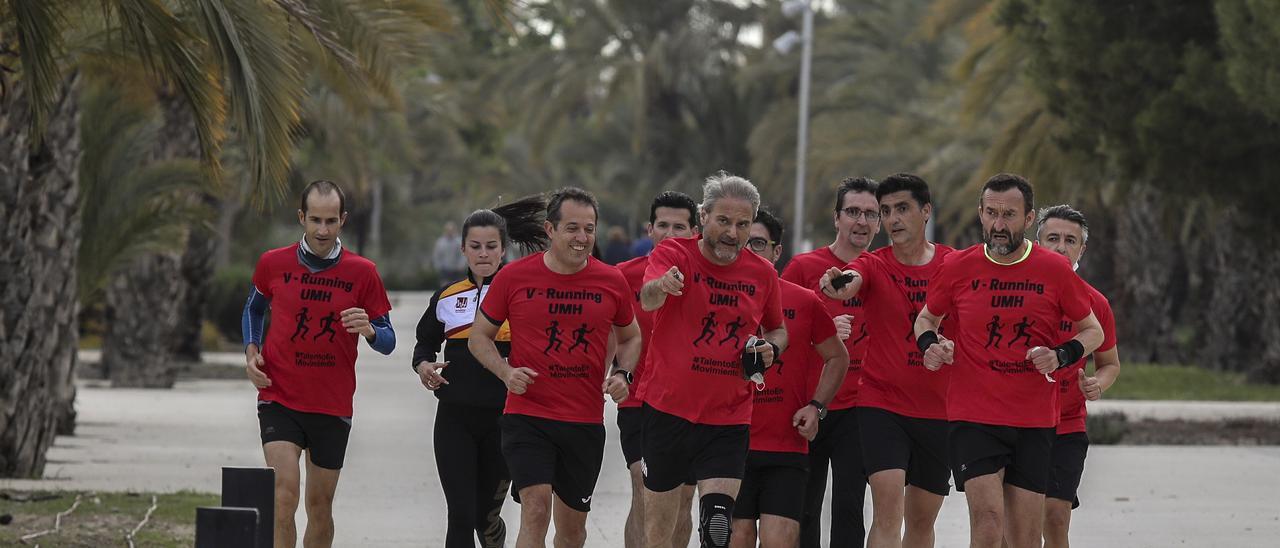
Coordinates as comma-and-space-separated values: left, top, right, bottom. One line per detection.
0, 490, 218, 547
1102, 363, 1280, 401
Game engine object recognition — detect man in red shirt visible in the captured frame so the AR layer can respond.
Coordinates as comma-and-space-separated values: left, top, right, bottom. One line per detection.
469, 187, 643, 548
780, 176, 880, 548
639, 172, 787, 548
818, 174, 955, 548
1034, 205, 1121, 548
615, 191, 700, 548
242, 180, 396, 548
913, 174, 1104, 548
730, 208, 849, 548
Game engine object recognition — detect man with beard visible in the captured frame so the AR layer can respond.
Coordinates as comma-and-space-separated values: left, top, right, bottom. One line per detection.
469, 187, 643, 548
639, 172, 787, 548
912, 174, 1104, 548
615, 191, 701, 548
1034, 205, 1121, 548
780, 176, 880, 547
818, 173, 956, 548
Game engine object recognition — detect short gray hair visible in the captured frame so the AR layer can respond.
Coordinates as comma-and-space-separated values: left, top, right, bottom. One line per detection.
701, 171, 761, 215
1036, 204, 1089, 243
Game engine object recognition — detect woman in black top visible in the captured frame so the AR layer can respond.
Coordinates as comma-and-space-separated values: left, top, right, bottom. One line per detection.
413, 196, 546, 548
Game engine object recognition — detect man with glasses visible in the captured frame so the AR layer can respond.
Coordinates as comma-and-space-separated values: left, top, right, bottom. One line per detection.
781, 176, 882, 547
818, 173, 956, 548
730, 208, 849, 548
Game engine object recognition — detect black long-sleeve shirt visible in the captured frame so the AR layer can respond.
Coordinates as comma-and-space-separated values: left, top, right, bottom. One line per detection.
413, 272, 510, 409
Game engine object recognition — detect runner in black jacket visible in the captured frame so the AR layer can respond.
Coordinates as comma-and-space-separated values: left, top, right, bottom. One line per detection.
413, 196, 547, 548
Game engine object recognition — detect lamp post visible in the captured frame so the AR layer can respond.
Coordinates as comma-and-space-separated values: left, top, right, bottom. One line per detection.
778, 0, 814, 254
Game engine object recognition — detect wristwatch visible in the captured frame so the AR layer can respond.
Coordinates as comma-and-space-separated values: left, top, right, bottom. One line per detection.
612, 369, 634, 385
808, 399, 828, 420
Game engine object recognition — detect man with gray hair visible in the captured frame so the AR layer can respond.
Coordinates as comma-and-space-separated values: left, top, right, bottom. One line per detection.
638, 172, 789, 547
1034, 204, 1120, 548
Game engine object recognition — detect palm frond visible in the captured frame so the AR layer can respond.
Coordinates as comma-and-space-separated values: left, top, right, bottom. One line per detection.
10, 0, 67, 140
110, 0, 228, 182
77, 81, 207, 299
184, 0, 306, 205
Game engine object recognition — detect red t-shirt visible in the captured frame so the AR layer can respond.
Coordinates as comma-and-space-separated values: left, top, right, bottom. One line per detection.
847, 245, 956, 420
1052, 282, 1117, 434
780, 246, 868, 410
252, 244, 392, 417
479, 253, 634, 424
641, 236, 784, 425
616, 256, 654, 409
751, 280, 837, 453
926, 243, 1092, 428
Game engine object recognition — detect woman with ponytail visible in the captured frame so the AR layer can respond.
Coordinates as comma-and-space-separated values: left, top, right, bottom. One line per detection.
412, 195, 547, 547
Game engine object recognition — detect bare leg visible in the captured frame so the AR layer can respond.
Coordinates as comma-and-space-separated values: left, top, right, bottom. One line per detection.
672, 484, 696, 548
963, 472, 1005, 548
551, 494, 589, 548
515, 485, 553, 548
1002, 483, 1045, 548
301, 452, 341, 548
263, 441, 302, 548
902, 485, 944, 548
866, 469, 906, 548
1042, 498, 1073, 548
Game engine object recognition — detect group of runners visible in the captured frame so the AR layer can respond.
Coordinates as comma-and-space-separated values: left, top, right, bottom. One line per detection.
243, 171, 1120, 548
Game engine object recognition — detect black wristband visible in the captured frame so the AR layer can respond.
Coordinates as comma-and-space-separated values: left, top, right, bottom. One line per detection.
767, 341, 781, 362
916, 330, 939, 354
1052, 339, 1085, 370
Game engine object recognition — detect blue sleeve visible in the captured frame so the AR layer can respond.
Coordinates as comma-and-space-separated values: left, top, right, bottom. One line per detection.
368, 313, 396, 355
242, 286, 269, 349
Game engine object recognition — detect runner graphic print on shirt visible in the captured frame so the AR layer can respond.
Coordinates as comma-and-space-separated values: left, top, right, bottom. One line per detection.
479, 253, 634, 424
252, 243, 392, 417
925, 244, 1091, 428
640, 237, 783, 426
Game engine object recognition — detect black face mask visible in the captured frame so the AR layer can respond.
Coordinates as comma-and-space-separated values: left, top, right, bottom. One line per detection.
297, 239, 342, 273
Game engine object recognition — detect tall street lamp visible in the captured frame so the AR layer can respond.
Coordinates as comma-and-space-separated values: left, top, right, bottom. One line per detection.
775, 0, 814, 254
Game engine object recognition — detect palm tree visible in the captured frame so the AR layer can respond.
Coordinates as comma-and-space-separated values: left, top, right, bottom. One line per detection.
0, 0, 455, 477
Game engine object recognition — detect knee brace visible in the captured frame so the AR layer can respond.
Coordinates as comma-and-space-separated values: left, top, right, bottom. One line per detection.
699, 493, 735, 548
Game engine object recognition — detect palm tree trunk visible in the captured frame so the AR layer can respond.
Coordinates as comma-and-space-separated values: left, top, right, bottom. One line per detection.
102, 252, 185, 387
1112, 184, 1182, 364
100, 91, 204, 383
0, 75, 83, 477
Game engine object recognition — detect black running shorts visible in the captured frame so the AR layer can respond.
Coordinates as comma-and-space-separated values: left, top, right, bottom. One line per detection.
1046, 431, 1089, 508
500, 413, 605, 512
949, 421, 1055, 494
258, 401, 352, 470
617, 407, 644, 468
640, 404, 749, 492
733, 450, 809, 521
857, 407, 952, 496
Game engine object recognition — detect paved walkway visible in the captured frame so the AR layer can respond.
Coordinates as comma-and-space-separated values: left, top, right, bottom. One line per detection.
5, 292, 1280, 546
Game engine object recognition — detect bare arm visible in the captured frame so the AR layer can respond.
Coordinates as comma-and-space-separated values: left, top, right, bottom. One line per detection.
1070, 312, 1104, 356
913, 304, 954, 371
612, 319, 643, 373
640, 266, 684, 311
604, 319, 643, 403
469, 314, 539, 394
809, 335, 849, 406
468, 315, 511, 380
1080, 346, 1120, 401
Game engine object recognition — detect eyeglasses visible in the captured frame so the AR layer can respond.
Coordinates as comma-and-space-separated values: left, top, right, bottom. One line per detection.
841, 207, 881, 222
746, 237, 775, 252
